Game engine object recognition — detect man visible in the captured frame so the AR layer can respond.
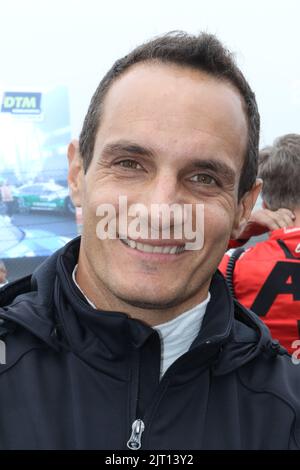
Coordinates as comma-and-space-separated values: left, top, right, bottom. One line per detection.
220, 135, 300, 354
1, 32, 300, 450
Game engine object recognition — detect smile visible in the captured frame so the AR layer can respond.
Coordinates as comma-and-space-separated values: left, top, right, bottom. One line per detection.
120, 238, 186, 254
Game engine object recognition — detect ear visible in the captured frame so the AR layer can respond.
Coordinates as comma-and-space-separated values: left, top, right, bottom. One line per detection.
67, 139, 84, 207
231, 178, 263, 239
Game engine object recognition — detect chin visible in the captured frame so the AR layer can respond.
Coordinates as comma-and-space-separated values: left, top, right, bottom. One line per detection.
116, 289, 182, 310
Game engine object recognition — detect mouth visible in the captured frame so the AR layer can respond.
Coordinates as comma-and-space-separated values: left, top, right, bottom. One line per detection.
119, 237, 186, 255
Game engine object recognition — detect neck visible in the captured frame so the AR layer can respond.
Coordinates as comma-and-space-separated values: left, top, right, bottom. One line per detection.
75, 247, 210, 327
264, 205, 300, 228
292, 208, 300, 227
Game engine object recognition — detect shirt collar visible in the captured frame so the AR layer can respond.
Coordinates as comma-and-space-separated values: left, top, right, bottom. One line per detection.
72, 264, 97, 309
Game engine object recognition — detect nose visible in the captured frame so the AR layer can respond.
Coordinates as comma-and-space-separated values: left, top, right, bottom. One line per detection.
143, 171, 186, 234
147, 171, 179, 206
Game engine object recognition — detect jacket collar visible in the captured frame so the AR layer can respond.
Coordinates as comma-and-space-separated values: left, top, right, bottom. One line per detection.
269, 226, 300, 240
53, 238, 237, 375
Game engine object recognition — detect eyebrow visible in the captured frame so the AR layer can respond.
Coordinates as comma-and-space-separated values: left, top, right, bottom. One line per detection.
101, 139, 236, 182
101, 140, 156, 159
186, 159, 236, 183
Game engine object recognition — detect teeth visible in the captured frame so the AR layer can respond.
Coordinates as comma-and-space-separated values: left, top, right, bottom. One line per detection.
121, 238, 185, 254
140, 243, 153, 253
128, 240, 136, 249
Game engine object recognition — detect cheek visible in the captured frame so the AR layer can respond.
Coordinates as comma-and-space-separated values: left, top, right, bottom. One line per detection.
204, 206, 233, 243
82, 182, 121, 223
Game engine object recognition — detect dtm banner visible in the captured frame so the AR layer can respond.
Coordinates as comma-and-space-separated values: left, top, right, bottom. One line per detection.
1, 92, 42, 115
0, 86, 78, 263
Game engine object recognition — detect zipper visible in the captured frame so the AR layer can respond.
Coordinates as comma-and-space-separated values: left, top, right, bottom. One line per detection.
127, 346, 145, 450
125, 331, 224, 450
127, 419, 145, 450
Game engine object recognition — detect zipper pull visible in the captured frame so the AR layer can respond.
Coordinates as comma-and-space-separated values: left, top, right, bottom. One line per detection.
127, 419, 145, 450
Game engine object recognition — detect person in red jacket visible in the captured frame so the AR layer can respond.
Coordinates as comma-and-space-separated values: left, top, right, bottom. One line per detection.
220, 134, 300, 353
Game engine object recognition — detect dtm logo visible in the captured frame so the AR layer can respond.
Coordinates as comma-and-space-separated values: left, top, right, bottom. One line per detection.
1, 92, 42, 114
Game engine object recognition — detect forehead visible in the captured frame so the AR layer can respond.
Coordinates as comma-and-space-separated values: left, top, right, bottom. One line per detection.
95, 62, 248, 168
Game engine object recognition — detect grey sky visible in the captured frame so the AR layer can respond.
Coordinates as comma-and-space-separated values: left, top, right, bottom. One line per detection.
0, 0, 299, 147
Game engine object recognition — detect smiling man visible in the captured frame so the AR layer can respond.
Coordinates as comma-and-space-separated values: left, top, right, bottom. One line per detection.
1, 32, 300, 450
69, 59, 253, 327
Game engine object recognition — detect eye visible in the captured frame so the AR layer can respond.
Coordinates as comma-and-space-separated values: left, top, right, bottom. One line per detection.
116, 159, 143, 170
189, 174, 217, 185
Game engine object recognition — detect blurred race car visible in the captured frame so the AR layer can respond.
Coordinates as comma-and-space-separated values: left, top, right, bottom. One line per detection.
0, 215, 72, 258
14, 182, 75, 215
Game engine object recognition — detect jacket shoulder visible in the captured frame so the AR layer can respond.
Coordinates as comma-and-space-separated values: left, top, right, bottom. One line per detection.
238, 350, 300, 448
0, 275, 33, 308
0, 275, 60, 375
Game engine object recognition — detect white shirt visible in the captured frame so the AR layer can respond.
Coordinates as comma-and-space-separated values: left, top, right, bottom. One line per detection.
152, 294, 210, 378
72, 264, 210, 378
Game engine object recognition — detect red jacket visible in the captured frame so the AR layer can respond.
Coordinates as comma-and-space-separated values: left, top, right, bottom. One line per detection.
220, 227, 300, 353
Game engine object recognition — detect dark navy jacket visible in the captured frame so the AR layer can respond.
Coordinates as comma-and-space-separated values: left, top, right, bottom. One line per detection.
0, 237, 300, 450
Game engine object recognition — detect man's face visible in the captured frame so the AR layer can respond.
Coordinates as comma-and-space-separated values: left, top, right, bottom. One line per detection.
69, 63, 257, 311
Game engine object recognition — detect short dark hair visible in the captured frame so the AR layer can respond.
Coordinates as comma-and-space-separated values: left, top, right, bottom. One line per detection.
79, 31, 260, 199
258, 134, 300, 210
